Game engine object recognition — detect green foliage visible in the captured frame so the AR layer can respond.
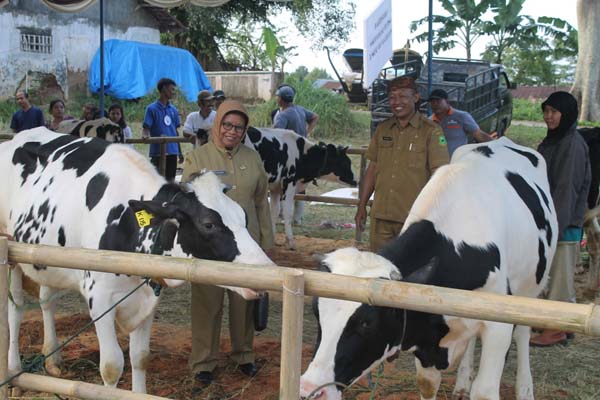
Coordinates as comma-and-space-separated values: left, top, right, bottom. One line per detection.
512, 98, 543, 121
249, 76, 366, 143
0, 98, 15, 128
287, 66, 331, 83
163, 1, 355, 69
410, 0, 493, 60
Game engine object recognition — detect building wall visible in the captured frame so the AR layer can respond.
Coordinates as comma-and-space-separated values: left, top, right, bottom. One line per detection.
0, 0, 160, 99
206, 71, 283, 102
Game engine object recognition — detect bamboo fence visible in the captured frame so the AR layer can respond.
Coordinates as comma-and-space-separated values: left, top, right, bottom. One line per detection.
2, 239, 600, 400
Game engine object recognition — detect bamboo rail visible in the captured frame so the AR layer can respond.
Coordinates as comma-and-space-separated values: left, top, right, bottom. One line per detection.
6, 241, 600, 336
279, 271, 304, 400
0, 239, 8, 400
126, 137, 191, 178
12, 373, 166, 400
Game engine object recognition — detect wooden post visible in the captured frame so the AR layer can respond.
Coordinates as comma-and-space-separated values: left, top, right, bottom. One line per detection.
0, 238, 8, 400
279, 270, 304, 400
159, 142, 167, 178
355, 149, 368, 243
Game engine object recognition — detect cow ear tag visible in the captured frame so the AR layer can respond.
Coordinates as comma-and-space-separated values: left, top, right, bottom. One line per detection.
135, 210, 154, 227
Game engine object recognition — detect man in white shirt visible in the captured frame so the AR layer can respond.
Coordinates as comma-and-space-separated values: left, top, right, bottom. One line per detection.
183, 90, 216, 147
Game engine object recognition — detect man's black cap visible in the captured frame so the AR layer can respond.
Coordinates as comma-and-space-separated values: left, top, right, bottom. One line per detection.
427, 89, 449, 101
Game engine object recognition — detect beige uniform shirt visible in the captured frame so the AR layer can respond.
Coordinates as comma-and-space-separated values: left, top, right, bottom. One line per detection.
181, 140, 274, 250
366, 112, 449, 222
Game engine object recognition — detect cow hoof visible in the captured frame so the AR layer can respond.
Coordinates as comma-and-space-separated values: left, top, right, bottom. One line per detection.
45, 358, 63, 377
452, 390, 470, 400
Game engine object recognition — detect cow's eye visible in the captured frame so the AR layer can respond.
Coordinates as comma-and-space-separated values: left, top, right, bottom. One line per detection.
204, 223, 214, 230
360, 320, 370, 329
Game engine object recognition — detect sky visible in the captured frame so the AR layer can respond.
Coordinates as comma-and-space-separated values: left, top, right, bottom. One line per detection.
281, 0, 578, 78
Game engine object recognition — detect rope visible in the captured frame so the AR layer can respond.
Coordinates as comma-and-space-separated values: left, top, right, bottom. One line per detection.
0, 277, 151, 389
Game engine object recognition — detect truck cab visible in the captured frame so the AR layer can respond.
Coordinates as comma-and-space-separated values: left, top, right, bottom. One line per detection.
369, 51, 514, 138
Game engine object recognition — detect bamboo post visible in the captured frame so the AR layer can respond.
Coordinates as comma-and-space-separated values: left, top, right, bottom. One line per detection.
13, 373, 167, 400
159, 142, 167, 178
0, 238, 7, 400
279, 270, 304, 400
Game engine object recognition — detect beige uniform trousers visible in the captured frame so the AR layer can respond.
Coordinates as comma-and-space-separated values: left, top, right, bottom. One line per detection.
370, 218, 404, 253
547, 241, 578, 303
189, 283, 255, 373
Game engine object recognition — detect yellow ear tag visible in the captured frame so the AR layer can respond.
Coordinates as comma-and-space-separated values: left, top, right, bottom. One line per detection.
135, 210, 154, 227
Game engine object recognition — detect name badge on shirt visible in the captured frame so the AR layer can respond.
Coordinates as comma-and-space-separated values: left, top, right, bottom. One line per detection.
382, 136, 393, 141
164, 115, 172, 126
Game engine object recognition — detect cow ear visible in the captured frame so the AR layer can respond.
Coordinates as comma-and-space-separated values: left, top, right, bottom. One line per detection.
129, 199, 179, 220
403, 256, 438, 284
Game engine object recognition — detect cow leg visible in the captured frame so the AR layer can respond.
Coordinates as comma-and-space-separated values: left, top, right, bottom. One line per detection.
453, 336, 476, 399
269, 191, 280, 242
282, 188, 296, 250
415, 357, 441, 400
129, 313, 153, 393
39, 285, 63, 377
470, 322, 513, 400
8, 266, 24, 375
513, 325, 534, 400
92, 306, 123, 387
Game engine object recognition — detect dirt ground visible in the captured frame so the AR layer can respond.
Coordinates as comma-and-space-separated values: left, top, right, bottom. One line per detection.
9, 234, 600, 399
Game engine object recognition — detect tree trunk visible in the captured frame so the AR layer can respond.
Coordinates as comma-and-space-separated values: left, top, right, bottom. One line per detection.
572, 0, 600, 121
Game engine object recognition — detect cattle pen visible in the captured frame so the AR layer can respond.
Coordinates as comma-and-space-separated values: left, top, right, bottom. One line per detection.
1, 238, 600, 400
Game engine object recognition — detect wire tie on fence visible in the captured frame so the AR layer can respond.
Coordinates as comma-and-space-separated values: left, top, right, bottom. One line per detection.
282, 283, 303, 296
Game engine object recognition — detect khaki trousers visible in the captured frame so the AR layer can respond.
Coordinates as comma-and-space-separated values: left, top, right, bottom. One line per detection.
370, 218, 404, 253
189, 283, 255, 373
547, 241, 578, 303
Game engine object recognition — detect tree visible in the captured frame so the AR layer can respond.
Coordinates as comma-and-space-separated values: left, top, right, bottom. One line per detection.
162, 0, 355, 70
572, 0, 600, 121
410, 0, 493, 60
305, 67, 331, 82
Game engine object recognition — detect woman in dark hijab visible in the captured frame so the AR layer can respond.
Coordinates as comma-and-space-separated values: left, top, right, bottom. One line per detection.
530, 91, 591, 346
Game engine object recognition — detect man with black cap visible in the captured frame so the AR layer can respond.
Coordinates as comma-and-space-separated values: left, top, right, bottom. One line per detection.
428, 88, 493, 157
273, 85, 319, 138
273, 84, 319, 224
355, 76, 449, 252
213, 90, 226, 110
183, 89, 216, 147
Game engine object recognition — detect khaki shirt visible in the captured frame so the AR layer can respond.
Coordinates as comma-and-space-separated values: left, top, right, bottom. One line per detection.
181, 140, 274, 250
366, 112, 449, 222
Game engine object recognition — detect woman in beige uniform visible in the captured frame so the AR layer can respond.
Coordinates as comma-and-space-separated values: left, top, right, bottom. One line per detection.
182, 100, 274, 387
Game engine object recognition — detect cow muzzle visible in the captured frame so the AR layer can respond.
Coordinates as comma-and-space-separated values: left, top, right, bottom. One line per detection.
299, 379, 342, 400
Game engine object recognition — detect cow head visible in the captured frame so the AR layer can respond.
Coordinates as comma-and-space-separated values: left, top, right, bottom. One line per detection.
320, 143, 357, 187
128, 172, 273, 293
93, 118, 124, 143
300, 247, 438, 400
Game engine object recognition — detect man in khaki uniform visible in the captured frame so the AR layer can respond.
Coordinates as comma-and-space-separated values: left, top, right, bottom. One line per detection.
182, 100, 274, 386
355, 76, 449, 252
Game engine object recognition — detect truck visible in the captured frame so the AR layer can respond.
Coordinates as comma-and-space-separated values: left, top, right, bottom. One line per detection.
327, 47, 515, 138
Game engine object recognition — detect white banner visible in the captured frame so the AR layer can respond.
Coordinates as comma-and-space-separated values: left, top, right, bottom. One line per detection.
363, 0, 393, 89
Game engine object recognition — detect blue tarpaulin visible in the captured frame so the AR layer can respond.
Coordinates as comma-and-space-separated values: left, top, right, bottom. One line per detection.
89, 39, 212, 102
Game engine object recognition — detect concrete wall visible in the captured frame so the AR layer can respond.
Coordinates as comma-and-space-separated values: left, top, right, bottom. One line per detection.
205, 71, 283, 102
0, 0, 160, 99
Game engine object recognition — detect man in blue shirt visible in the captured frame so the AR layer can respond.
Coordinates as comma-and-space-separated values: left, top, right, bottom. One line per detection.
429, 89, 494, 157
273, 85, 319, 138
10, 91, 45, 133
272, 85, 320, 224
143, 78, 183, 181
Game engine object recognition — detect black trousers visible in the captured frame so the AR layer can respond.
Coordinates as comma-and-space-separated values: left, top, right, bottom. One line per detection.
151, 154, 178, 181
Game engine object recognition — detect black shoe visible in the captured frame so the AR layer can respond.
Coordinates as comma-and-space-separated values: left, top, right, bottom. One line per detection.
566, 332, 575, 340
194, 371, 213, 386
238, 362, 258, 377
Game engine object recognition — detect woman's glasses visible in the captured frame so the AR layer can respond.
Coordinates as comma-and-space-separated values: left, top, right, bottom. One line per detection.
222, 121, 246, 134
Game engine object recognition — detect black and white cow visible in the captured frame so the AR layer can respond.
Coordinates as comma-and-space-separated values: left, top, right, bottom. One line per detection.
244, 127, 357, 249
577, 127, 600, 208
0, 128, 272, 393
56, 117, 124, 143
300, 137, 558, 400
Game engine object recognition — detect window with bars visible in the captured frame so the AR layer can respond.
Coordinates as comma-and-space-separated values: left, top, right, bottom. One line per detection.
20, 29, 53, 54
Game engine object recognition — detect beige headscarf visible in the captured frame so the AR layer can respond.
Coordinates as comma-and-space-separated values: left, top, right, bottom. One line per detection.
212, 99, 250, 149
